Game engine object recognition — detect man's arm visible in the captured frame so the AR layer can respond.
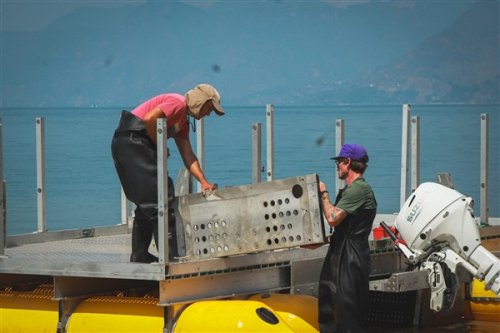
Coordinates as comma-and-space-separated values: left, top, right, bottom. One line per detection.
175, 136, 216, 194
321, 192, 348, 227
143, 107, 165, 144
319, 181, 348, 227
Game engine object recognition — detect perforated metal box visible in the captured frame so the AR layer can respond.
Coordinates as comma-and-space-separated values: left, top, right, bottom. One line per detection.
175, 174, 325, 260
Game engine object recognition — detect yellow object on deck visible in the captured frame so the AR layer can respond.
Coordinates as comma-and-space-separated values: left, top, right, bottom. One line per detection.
249, 293, 319, 330
469, 279, 500, 322
65, 296, 164, 333
0, 286, 58, 333
173, 300, 318, 332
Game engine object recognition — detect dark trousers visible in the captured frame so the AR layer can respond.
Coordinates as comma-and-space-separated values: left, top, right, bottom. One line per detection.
111, 111, 177, 259
318, 238, 369, 333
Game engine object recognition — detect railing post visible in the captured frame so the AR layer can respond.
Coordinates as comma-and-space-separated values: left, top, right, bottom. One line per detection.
266, 104, 274, 181
410, 116, 420, 194
252, 122, 262, 184
157, 118, 169, 264
0, 119, 5, 255
480, 113, 489, 225
196, 118, 205, 193
335, 119, 345, 196
400, 104, 411, 207
120, 189, 132, 226
36, 117, 47, 233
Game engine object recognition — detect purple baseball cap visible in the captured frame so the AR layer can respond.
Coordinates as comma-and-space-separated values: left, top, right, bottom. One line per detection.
331, 144, 369, 163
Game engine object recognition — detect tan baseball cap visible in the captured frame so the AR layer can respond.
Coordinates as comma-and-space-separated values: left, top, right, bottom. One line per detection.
185, 83, 225, 117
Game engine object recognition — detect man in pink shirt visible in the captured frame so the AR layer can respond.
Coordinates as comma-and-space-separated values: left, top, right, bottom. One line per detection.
111, 83, 224, 263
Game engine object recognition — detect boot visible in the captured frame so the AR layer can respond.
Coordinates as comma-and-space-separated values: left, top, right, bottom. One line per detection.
130, 219, 158, 263
151, 209, 178, 260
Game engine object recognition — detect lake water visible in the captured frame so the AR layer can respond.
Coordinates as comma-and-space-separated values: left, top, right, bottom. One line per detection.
0, 104, 498, 235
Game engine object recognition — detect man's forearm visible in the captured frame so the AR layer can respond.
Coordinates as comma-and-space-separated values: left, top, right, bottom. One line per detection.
321, 193, 346, 227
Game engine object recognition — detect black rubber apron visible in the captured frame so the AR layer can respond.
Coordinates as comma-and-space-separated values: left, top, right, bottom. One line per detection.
111, 111, 177, 256
318, 190, 376, 333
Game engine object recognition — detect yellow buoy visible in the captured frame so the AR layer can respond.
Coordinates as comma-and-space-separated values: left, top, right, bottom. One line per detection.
249, 293, 319, 330
173, 300, 318, 332
0, 286, 59, 333
468, 279, 500, 322
65, 296, 164, 333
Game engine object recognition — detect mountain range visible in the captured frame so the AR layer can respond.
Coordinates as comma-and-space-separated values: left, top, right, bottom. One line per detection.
0, 0, 498, 107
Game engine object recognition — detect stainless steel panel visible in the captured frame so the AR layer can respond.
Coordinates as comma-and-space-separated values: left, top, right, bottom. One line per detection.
159, 265, 290, 305
370, 270, 429, 292
176, 174, 325, 261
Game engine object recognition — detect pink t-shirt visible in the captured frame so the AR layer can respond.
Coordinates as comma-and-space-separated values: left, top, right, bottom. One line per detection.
131, 93, 189, 139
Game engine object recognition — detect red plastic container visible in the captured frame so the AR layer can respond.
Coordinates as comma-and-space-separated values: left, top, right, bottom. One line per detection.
372, 226, 397, 240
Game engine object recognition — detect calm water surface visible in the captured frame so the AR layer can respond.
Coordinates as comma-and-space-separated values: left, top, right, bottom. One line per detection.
0, 104, 498, 234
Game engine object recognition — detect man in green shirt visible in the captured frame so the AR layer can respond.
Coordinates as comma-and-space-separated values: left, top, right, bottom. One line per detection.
318, 143, 377, 333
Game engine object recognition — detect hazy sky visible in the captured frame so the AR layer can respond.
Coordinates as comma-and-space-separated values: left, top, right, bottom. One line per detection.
1, 1, 146, 32
1, 0, 488, 106
0, 0, 402, 32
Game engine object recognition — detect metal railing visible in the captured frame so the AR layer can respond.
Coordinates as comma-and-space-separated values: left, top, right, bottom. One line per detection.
0, 105, 493, 256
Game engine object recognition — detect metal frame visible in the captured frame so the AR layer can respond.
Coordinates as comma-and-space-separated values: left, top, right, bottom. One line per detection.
0, 119, 4, 257
266, 104, 275, 181
157, 118, 169, 265
36, 117, 47, 233
400, 104, 411, 207
410, 116, 420, 194
335, 119, 345, 196
480, 113, 489, 225
196, 118, 205, 193
252, 122, 262, 183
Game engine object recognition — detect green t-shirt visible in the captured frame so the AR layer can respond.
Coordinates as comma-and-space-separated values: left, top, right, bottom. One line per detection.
336, 177, 377, 216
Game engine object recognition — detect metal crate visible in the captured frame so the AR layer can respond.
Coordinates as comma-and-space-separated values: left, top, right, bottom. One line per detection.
175, 174, 326, 260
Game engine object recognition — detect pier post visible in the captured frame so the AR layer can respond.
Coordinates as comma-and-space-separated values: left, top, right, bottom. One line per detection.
0, 119, 4, 255
36, 117, 47, 233
400, 104, 411, 207
266, 104, 275, 181
120, 189, 132, 226
196, 118, 205, 193
480, 113, 489, 225
252, 122, 262, 184
157, 118, 169, 264
410, 116, 420, 194
335, 119, 345, 196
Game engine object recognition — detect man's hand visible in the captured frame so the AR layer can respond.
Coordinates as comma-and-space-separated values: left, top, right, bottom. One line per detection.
319, 181, 327, 193
201, 182, 217, 196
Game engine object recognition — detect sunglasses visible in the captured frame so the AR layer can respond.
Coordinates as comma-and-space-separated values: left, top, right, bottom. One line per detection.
335, 158, 349, 166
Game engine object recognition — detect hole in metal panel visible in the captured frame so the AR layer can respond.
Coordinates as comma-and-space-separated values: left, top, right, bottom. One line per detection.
292, 184, 303, 198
